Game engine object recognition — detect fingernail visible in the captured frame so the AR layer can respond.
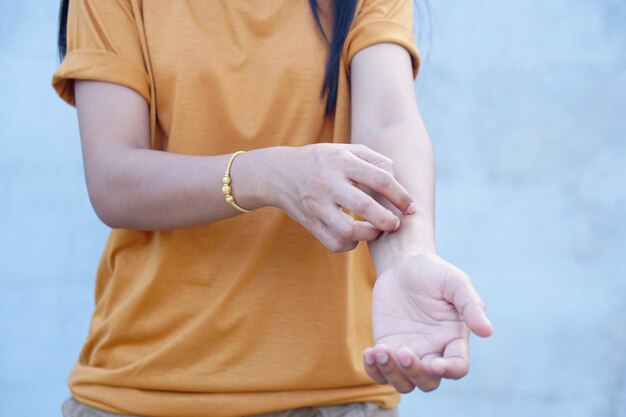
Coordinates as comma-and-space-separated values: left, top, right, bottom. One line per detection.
399, 355, 412, 368
375, 352, 388, 365
485, 317, 494, 330
393, 219, 400, 231
364, 352, 375, 366
405, 202, 416, 214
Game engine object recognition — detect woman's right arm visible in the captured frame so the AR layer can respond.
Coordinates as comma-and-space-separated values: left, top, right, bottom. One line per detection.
75, 80, 416, 252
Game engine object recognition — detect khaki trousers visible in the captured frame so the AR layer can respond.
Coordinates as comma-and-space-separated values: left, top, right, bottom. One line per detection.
61, 396, 399, 417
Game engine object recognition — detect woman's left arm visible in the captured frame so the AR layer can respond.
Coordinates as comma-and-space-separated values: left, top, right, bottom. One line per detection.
350, 42, 436, 274
350, 43, 494, 393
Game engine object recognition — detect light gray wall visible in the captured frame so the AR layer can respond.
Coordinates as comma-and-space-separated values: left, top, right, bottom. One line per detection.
1, 1, 624, 416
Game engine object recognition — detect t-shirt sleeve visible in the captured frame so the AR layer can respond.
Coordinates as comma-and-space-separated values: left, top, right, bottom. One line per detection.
342, 0, 421, 80
51, 0, 151, 107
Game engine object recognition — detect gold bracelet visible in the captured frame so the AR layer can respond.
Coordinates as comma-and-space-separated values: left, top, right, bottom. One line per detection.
222, 151, 253, 213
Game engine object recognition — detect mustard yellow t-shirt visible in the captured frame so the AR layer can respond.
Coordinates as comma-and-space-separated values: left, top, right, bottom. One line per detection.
52, 1, 420, 416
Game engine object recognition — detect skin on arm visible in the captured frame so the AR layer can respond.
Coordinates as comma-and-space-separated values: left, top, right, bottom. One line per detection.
74, 79, 271, 230
72, 80, 414, 251
349, 43, 494, 393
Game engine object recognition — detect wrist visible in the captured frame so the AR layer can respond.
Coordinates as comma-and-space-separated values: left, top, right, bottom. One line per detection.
370, 240, 437, 278
368, 215, 437, 277
257, 145, 298, 209
224, 148, 267, 210
227, 146, 287, 210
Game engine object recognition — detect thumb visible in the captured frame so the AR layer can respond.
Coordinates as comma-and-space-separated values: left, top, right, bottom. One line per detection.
447, 272, 494, 338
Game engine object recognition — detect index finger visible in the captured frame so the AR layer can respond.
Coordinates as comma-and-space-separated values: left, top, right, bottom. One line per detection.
430, 336, 470, 380
342, 143, 395, 174
344, 156, 415, 215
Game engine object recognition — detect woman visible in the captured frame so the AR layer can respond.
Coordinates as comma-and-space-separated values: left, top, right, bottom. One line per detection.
52, 1, 493, 416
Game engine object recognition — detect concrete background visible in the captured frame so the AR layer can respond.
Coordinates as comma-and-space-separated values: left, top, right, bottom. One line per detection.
1, 0, 624, 416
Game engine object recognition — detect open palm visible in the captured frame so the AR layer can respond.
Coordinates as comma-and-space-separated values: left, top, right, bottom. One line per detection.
363, 253, 493, 393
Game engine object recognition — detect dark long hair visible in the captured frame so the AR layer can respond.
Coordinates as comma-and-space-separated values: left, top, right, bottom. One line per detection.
57, 1, 360, 116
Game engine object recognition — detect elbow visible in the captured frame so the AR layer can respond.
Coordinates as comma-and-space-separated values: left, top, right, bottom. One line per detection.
86, 183, 123, 229
93, 206, 122, 230
84, 166, 131, 229
83, 148, 142, 229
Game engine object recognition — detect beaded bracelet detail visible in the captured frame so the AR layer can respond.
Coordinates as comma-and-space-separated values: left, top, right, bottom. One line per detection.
222, 151, 253, 213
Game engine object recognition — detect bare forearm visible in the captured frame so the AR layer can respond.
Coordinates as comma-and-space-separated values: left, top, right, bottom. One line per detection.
74, 80, 413, 236
353, 115, 437, 276
86, 146, 280, 230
